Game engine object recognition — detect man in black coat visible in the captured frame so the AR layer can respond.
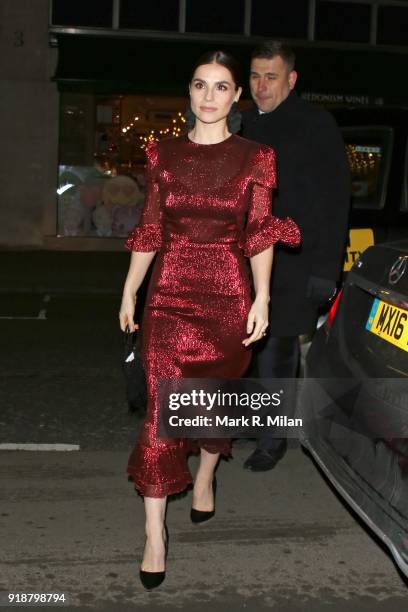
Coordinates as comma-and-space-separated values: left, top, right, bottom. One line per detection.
242, 41, 350, 471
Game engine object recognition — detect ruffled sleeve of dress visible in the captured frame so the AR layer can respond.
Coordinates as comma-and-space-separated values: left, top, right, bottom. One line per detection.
239, 145, 301, 258
125, 140, 162, 252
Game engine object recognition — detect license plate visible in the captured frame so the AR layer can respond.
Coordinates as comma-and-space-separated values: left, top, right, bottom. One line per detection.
366, 298, 408, 353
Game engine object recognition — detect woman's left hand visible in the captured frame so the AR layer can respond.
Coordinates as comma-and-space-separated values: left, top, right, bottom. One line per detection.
242, 297, 269, 347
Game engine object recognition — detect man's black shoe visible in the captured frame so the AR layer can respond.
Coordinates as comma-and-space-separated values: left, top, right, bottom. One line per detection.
243, 443, 287, 472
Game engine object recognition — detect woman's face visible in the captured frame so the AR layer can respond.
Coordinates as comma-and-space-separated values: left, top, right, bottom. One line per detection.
189, 62, 242, 127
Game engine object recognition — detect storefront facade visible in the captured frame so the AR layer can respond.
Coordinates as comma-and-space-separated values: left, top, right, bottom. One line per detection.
1, 0, 407, 249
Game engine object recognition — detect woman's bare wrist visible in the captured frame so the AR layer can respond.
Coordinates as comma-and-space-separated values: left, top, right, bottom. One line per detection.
255, 292, 270, 304
123, 287, 137, 301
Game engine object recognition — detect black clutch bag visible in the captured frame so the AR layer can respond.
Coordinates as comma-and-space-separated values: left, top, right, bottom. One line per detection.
123, 325, 147, 413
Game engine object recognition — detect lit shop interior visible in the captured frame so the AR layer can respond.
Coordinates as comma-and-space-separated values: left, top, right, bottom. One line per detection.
57, 93, 194, 238
57, 92, 387, 239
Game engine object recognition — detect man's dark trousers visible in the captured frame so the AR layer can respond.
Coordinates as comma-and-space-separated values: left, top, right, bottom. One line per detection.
253, 335, 299, 452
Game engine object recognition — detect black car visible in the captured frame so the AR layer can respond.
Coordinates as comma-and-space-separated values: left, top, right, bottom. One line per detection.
299, 239, 408, 578
334, 107, 408, 272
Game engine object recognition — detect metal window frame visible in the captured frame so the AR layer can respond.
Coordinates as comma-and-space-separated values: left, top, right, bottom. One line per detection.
48, 0, 408, 51
112, 0, 120, 29
179, 0, 186, 33
308, 0, 316, 41
244, 0, 252, 36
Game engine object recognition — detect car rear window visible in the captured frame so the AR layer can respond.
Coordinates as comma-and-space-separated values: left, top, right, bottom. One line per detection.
341, 126, 393, 210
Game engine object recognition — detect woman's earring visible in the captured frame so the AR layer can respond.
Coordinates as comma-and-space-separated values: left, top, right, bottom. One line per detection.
183, 105, 196, 130
227, 101, 242, 134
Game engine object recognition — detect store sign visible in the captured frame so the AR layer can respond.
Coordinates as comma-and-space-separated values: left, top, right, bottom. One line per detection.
301, 92, 384, 107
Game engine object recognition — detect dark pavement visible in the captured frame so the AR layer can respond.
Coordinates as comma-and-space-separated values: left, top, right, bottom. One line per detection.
0, 251, 407, 610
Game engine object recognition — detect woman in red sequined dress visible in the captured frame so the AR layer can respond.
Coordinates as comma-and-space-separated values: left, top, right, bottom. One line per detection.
119, 50, 300, 589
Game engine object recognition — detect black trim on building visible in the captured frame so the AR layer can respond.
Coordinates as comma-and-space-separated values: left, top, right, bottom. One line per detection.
53, 34, 408, 104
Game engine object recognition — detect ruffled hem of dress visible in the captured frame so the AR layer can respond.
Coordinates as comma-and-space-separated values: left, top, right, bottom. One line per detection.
240, 215, 301, 258
127, 439, 192, 497
126, 437, 232, 497
124, 223, 162, 252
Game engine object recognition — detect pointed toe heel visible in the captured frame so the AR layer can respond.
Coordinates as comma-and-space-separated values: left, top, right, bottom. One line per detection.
190, 507, 215, 523
190, 477, 217, 524
139, 525, 169, 590
139, 569, 165, 590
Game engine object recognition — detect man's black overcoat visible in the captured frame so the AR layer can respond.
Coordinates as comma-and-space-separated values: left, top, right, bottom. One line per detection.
242, 90, 351, 336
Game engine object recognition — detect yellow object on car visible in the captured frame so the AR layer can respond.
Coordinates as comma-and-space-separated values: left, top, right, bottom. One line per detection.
344, 228, 375, 272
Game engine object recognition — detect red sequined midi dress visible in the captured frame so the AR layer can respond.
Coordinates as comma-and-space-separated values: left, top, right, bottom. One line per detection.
125, 134, 300, 498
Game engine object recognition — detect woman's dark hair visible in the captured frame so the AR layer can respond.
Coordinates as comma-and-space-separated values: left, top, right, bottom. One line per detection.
251, 40, 296, 72
190, 50, 242, 90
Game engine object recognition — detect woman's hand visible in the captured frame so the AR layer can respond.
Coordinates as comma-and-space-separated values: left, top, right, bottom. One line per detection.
242, 296, 269, 347
119, 292, 139, 332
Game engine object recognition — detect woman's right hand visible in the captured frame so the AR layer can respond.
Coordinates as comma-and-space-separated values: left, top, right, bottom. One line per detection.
119, 292, 138, 332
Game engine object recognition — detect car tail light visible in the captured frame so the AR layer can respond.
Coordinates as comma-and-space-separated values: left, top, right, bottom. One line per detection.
326, 288, 343, 330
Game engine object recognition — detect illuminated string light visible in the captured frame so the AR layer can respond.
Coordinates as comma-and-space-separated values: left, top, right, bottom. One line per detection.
120, 111, 186, 149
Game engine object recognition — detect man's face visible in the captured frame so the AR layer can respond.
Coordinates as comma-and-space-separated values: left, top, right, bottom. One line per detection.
249, 56, 297, 113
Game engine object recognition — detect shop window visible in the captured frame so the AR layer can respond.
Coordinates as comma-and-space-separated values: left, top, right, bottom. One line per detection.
52, 0, 113, 28
251, 0, 308, 39
120, 0, 179, 31
315, 1, 371, 43
378, 6, 408, 46
341, 127, 393, 210
57, 93, 188, 238
186, 0, 245, 34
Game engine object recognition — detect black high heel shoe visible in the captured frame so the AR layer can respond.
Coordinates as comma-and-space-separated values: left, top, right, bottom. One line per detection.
139, 524, 169, 590
190, 477, 217, 524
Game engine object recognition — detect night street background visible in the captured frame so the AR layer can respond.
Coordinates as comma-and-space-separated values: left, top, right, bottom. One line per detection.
1, 252, 407, 610
2, 0, 408, 608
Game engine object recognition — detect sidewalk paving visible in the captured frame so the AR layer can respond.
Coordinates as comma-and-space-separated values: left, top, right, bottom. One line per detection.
1, 280, 407, 610
1, 444, 407, 611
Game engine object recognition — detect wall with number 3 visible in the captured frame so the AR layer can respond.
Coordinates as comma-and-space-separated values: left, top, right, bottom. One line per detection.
0, 0, 59, 246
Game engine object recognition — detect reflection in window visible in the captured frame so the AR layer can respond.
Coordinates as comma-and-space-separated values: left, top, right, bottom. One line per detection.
120, 0, 179, 30
251, 0, 308, 38
58, 93, 189, 238
186, 0, 245, 34
342, 127, 393, 210
52, 0, 113, 27
378, 6, 408, 46
316, 1, 370, 43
